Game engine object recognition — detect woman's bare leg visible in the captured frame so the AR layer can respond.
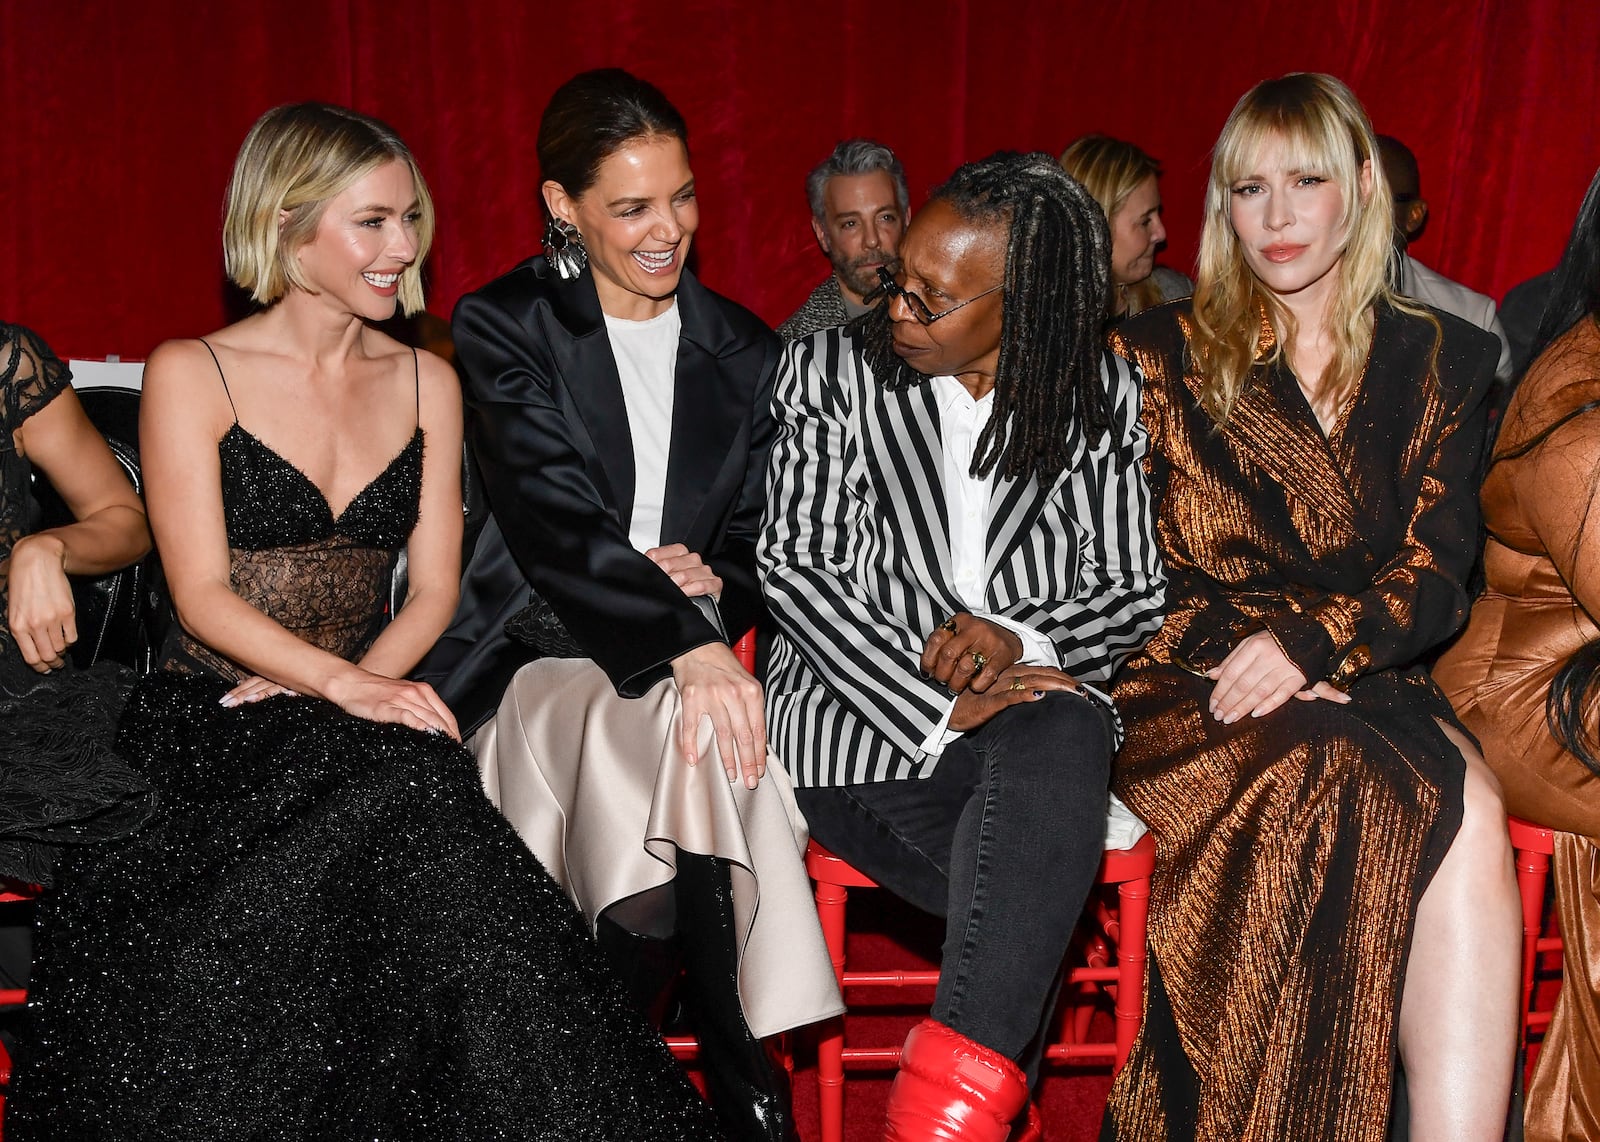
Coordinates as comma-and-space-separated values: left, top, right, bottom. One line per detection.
1399, 720, 1520, 1140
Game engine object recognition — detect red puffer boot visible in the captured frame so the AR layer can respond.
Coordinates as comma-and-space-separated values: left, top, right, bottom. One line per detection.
1009, 1101, 1044, 1141
883, 1019, 1031, 1142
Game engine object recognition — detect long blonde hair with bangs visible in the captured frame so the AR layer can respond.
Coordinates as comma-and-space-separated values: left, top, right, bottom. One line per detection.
223, 102, 435, 317
1190, 73, 1415, 426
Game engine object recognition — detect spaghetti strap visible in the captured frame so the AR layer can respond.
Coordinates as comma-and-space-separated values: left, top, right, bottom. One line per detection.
197, 338, 239, 423
411, 347, 420, 427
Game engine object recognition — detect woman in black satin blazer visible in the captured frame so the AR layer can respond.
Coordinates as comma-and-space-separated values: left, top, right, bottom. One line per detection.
415, 70, 840, 1142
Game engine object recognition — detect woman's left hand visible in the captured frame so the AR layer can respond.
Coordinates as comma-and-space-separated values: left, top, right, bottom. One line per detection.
646, 544, 722, 599
1207, 630, 1350, 722
5, 534, 76, 672
671, 642, 766, 788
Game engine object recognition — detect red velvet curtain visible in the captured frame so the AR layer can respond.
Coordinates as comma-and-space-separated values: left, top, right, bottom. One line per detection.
5, 1, 1597, 359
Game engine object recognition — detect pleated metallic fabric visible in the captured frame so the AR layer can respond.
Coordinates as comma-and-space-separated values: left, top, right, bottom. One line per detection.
1103, 299, 1497, 1140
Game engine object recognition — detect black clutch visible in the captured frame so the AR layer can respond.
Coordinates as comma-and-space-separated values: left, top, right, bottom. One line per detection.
502, 597, 586, 659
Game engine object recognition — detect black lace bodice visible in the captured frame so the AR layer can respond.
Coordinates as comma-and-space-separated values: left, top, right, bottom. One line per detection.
166, 407, 424, 682
218, 423, 422, 552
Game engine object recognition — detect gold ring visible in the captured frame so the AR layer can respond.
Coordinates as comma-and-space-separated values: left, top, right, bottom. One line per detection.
1008, 676, 1026, 691
969, 651, 987, 671
939, 616, 960, 635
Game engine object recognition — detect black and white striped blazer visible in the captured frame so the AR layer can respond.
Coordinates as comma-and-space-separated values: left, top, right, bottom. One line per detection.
760, 324, 1166, 788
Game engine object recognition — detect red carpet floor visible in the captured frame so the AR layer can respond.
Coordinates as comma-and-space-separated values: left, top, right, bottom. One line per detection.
777, 892, 1115, 1142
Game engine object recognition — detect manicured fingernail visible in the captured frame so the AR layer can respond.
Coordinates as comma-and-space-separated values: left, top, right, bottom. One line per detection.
219, 695, 236, 707
745, 774, 758, 789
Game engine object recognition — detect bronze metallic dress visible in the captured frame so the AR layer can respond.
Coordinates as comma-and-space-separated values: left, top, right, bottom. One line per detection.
1104, 300, 1496, 1140
1434, 314, 1600, 1142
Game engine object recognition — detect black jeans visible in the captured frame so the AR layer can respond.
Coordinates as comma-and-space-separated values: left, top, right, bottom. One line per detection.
796, 691, 1113, 1069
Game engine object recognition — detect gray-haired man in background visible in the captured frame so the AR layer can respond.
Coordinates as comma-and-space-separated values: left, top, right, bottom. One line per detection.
777, 139, 910, 341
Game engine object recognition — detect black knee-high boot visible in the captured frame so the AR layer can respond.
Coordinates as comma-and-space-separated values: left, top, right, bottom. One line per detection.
594, 911, 684, 1030
674, 852, 798, 1142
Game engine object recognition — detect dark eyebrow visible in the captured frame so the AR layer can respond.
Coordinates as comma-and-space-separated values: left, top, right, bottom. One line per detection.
907, 269, 951, 292
607, 178, 696, 209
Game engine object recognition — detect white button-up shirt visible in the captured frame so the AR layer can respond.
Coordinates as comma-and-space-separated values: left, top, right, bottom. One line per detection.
918, 375, 1060, 756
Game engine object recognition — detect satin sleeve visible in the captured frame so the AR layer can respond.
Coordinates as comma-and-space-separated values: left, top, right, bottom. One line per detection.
452, 290, 722, 698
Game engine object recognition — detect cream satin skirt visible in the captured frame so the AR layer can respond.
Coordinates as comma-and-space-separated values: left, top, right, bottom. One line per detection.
473, 658, 844, 1039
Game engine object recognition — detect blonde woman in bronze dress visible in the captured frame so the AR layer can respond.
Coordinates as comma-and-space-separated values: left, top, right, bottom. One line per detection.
1104, 73, 1518, 1140
1434, 164, 1600, 1142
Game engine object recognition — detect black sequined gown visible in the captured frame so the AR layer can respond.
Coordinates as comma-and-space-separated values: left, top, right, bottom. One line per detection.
6, 379, 722, 1140
0, 323, 153, 891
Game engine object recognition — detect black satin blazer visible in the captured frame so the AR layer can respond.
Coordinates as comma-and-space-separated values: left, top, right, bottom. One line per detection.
415, 256, 781, 734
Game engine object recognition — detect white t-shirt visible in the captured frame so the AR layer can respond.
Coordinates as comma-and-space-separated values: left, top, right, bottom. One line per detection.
603, 302, 682, 554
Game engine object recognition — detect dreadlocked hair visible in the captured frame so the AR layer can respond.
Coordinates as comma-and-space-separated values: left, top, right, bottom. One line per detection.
861, 150, 1112, 484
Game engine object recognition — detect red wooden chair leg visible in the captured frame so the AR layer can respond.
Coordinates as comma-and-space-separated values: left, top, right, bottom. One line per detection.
1114, 872, 1151, 1072
1514, 844, 1551, 1047
814, 879, 849, 1142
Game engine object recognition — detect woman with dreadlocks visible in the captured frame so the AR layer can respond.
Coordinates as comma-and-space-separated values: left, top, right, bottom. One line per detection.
1105, 73, 1517, 1140
760, 151, 1165, 1141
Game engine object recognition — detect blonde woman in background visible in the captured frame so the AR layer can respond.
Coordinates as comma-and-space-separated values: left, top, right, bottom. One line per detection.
1059, 135, 1191, 320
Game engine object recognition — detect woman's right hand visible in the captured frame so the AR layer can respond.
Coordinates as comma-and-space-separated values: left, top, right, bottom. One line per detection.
671, 642, 766, 788
324, 670, 460, 740
4, 534, 77, 672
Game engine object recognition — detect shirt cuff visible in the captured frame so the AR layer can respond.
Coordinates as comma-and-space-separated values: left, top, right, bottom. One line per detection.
917, 693, 963, 758
976, 612, 1060, 668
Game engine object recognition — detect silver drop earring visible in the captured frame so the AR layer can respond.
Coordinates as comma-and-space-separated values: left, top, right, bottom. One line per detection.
544, 217, 588, 280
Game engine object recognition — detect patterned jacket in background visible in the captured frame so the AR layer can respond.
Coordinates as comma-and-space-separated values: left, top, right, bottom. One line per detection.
775, 276, 849, 343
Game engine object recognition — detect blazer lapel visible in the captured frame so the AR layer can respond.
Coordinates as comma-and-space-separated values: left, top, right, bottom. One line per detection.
546, 271, 636, 527
866, 379, 962, 611
1180, 311, 1371, 557
1330, 304, 1428, 546
982, 419, 1083, 584
661, 273, 749, 543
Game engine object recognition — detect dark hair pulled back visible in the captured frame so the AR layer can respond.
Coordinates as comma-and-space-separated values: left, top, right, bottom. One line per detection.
536, 68, 689, 200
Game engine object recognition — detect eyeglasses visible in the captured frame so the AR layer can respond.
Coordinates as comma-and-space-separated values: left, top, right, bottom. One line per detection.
875, 266, 1002, 326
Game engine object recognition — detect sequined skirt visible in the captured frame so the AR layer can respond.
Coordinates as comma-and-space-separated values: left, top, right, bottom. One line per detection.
6, 672, 721, 1141
474, 658, 843, 1040
1103, 660, 1464, 1141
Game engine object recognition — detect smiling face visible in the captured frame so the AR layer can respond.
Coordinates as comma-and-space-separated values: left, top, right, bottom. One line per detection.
1109, 174, 1167, 287
886, 198, 1006, 391
812, 170, 907, 304
291, 159, 421, 321
1227, 133, 1370, 312
544, 133, 698, 321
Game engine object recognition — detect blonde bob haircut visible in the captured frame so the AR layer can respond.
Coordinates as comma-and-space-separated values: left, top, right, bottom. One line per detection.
223, 102, 434, 316
1191, 73, 1428, 426
1060, 134, 1166, 313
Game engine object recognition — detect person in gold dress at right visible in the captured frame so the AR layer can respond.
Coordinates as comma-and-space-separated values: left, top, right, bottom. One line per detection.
1104, 73, 1518, 1140
1434, 163, 1600, 1142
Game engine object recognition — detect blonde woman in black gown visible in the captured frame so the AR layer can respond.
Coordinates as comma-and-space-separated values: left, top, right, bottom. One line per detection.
6, 104, 719, 1141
